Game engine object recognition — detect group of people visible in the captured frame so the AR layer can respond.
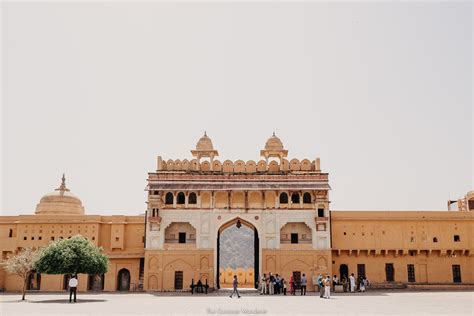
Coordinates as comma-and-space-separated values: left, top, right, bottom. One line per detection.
339, 273, 370, 293
259, 273, 308, 296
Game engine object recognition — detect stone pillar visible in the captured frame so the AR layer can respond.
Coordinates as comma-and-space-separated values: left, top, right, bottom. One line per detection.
185, 192, 189, 209
173, 192, 177, 208
299, 193, 303, 209
276, 191, 280, 209
197, 191, 201, 208
315, 157, 321, 172
228, 191, 232, 210
263, 191, 266, 209
245, 191, 248, 211
211, 191, 215, 209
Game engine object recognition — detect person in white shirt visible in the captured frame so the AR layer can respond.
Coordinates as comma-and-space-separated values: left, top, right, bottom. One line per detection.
324, 275, 331, 299
69, 275, 78, 303
349, 273, 356, 293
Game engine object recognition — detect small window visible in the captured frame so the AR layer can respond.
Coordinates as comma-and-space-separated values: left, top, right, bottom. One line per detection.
279, 193, 288, 204
452, 265, 461, 283
178, 232, 186, 244
177, 192, 185, 205
115, 237, 119, 242
291, 193, 300, 204
51, 237, 54, 241
92, 237, 95, 241
343, 232, 347, 235
385, 263, 395, 282
410, 237, 415, 243
318, 208, 325, 217
433, 237, 438, 243
39, 237, 42, 240
188, 192, 197, 204
9, 229, 13, 238
23, 236, 27, 240
454, 235, 460, 242
165, 192, 174, 205
31, 237, 34, 240
303, 193, 311, 204
291, 233, 298, 244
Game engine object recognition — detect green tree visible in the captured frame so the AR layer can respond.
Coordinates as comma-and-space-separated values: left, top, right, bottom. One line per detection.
35, 236, 108, 276
2, 247, 40, 300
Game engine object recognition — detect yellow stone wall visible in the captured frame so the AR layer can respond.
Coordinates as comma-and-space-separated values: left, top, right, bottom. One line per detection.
331, 211, 474, 284
144, 250, 214, 291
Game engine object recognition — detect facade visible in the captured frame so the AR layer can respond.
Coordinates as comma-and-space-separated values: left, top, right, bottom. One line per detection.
0, 134, 473, 293
144, 133, 332, 291
0, 176, 145, 292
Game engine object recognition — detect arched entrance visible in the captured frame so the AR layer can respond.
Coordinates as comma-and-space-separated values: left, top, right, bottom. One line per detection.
216, 217, 259, 289
88, 274, 105, 291
117, 269, 130, 291
339, 264, 349, 281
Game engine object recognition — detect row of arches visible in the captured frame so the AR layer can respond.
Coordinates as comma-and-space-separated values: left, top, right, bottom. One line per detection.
159, 191, 326, 211
160, 158, 318, 172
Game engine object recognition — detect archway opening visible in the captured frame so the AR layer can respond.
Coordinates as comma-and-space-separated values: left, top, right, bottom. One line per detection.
117, 268, 130, 291
217, 218, 259, 289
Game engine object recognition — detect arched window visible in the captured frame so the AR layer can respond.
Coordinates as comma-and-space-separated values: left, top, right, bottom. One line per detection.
279, 192, 288, 204
303, 192, 311, 204
177, 192, 185, 204
188, 192, 197, 204
165, 192, 174, 205
433, 237, 438, 243
291, 193, 300, 204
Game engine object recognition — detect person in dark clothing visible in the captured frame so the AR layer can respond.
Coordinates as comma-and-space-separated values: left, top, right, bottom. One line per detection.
229, 275, 241, 298
300, 273, 307, 296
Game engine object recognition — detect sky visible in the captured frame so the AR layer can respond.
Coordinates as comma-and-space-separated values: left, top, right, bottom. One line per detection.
1, 2, 472, 215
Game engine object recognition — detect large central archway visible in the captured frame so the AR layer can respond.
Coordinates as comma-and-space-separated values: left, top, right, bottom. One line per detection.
217, 217, 259, 289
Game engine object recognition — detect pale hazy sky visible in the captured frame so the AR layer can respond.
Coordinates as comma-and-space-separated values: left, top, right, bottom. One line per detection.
1, 2, 472, 216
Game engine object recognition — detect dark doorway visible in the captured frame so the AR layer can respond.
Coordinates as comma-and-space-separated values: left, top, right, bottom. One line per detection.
452, 265, 461, 283
174, 271, 183, 290
117, 269, 130, 291
178, 232, 186, 244
339, 264, 349, 281
291, 233, 298, 244
407, 264, 416, 282
385, 263, 395, 282
88, 274, 105, 291
27, 271, 41, 290
63, 274, 71, 290
357, 264, 366, 280
292, 271, 301, 290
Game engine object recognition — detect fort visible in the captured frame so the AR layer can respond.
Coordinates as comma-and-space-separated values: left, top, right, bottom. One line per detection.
0, 133, 472, 292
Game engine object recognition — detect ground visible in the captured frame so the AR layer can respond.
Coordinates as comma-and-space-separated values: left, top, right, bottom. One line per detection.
0, 290, 473, 315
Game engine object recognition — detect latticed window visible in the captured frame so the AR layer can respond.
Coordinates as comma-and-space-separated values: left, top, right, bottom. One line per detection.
177, 192, 185, 204
188, 192, 197, 204
385, 263, 395, 282
303, 192, 311, 204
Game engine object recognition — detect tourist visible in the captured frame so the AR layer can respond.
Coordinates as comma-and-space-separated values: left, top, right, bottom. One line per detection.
300, 273, 307, 296
269, 273, 274, 295
349, 273, 355, 293
316, 274, 324, 298
360, 278, 366, 292
282, 278, 287, 295
260, 273, 267, 295
332, 275, 338, 290
289, 275, 295, 295
342, 276, 348, 292
277, 274, 283, 294
68, 274, 78, 303
324, 275, 331, 299
229, 275, 241, 298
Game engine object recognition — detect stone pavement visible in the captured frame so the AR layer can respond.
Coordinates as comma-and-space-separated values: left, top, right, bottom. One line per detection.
0, 290, 472, 315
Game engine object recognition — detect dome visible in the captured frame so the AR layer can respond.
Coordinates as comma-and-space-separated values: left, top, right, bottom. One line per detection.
195, 132, 214, 151
264, 132, 284, 151
35, 175, 85, 215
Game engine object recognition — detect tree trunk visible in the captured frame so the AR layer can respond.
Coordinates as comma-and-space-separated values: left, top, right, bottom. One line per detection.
22, 276, 27, 301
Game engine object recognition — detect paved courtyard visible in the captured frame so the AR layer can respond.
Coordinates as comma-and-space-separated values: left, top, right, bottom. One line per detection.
0, 290, 473, 315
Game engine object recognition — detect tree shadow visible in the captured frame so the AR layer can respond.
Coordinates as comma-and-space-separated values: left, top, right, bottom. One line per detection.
33, 299, 107, 304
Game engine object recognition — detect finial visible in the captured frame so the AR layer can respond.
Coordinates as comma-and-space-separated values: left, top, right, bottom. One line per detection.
55, 173, 70, 193
204, 131, 207, 137
272, 131, 276, 137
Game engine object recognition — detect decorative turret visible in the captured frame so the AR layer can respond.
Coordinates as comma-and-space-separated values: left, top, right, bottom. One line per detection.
260, 132, 288, 167
191, 132, 219, 170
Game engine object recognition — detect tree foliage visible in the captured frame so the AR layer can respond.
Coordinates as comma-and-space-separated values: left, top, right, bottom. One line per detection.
35, 235, 108, 275
2, 247, 40, 300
